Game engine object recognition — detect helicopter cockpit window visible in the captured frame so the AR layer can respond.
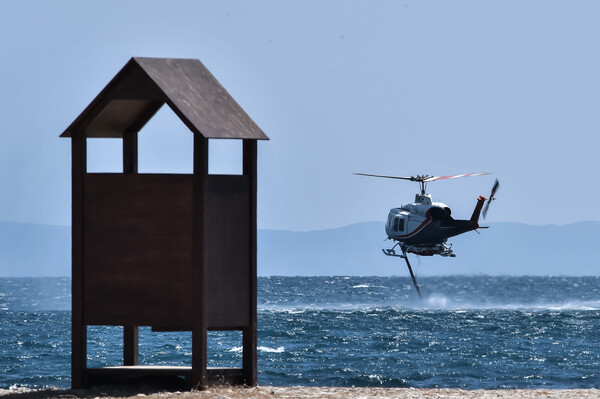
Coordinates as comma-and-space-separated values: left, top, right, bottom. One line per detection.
394, 217, 404, 232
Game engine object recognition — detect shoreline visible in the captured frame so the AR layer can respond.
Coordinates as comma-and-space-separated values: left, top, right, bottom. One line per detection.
3, 386, 600, 399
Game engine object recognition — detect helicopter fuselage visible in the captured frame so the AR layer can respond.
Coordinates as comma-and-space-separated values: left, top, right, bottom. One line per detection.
385, 193, 485, 257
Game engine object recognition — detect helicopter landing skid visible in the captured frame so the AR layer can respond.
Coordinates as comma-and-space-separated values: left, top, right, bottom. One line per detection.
383, 247, 423, 298
382, 248, 406, 258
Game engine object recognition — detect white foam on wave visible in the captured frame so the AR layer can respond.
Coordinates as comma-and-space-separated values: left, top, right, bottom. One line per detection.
229, 346, 285, 353
259, 306, 308, 314
407, 294, 600, 312
259, 297, 600, 313
259, 303, 395, 313
351, 283, 387, 289
258, 346, 285, 353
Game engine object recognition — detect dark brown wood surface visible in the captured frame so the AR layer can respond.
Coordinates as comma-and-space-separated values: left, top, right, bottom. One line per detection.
61, 57, 269, 141
122, 131, 138, 174
82, 174, 193, 328
136, 57, 267, 140
206, 175, 250, 328
123, 326, 139, 366
71, 132, 87, 388
192, 134, 209, 388
243, 139, 258, 386
64, 57, 263, 389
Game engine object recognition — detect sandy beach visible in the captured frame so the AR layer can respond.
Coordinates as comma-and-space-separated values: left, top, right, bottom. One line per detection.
3, 386, 600, 399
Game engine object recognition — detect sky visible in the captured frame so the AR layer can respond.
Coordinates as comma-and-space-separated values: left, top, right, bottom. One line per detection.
1, 1, 600, 232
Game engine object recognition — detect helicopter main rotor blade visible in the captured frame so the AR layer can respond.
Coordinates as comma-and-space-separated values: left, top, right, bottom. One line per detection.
353, 173, 416, 181
355, 172, 491, 183
424, 172, 492, 182
482, 179, 500, 219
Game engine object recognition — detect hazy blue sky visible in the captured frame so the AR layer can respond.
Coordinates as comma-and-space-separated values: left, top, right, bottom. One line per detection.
1, 1, 599, 231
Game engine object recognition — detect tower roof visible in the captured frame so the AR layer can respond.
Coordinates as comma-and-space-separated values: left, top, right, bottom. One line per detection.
61, 57, 268, 140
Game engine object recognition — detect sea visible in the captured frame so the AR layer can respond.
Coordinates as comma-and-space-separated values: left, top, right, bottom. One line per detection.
2, 275, 600, 390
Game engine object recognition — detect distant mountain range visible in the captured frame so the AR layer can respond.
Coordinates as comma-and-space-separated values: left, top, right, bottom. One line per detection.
1, 221, 599, 277
259, 221, 600, 276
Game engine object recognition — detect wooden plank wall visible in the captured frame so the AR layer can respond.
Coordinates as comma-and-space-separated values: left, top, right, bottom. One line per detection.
82, 174, 193, 328
206, 175, 250, 328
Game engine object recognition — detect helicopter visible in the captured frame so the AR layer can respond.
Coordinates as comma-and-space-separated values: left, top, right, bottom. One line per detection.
355, 172, 499, 297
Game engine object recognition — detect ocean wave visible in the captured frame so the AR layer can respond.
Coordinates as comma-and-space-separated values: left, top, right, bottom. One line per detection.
228, 346, 285, 353
259, 346, 285, 353
258, 298, 600, 313
419, 294, 600, 311
4, 276, 600, 390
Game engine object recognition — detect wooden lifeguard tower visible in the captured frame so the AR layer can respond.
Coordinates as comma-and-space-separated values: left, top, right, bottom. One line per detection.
61, 57, 268, 388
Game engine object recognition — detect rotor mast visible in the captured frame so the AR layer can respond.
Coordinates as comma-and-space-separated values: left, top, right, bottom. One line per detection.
411, 175, 431, 195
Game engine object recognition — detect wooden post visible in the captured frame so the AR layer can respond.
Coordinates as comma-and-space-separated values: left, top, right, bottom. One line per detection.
123, 326, 139, 366
122, 131, 139, 366
192, 135, 209, 388
71, 131, 87, 389
242, 139, 258, 386
123, 131, 138, 174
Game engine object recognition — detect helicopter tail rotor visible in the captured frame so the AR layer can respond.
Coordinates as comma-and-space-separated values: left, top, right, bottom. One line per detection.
482, 179, 500, 220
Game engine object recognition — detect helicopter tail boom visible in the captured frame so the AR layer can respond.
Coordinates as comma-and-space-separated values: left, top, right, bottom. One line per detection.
470, 195, 487, 228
